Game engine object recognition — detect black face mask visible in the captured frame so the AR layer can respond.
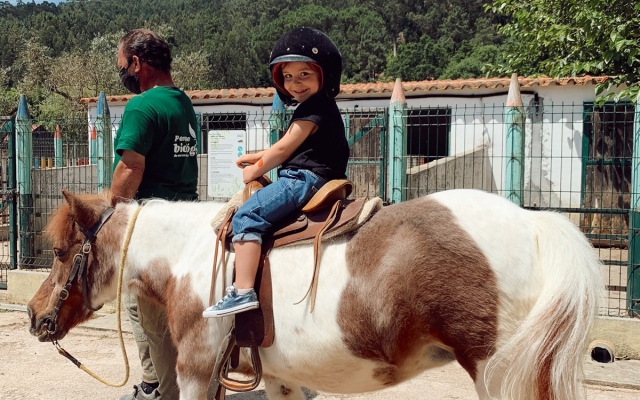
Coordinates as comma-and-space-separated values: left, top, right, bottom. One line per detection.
119, 65, 141, 94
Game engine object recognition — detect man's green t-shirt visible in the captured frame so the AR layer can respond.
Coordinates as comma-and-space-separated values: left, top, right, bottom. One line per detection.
114, 86, 198, 201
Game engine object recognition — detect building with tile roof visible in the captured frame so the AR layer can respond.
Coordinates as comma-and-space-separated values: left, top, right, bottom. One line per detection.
81, 76, 616, 112
80, 75, 630, 211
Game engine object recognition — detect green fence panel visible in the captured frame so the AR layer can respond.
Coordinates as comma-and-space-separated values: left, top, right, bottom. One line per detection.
1, 100, 638, 319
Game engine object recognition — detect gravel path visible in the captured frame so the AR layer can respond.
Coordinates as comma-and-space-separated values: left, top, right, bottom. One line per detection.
1, 310, 638, 400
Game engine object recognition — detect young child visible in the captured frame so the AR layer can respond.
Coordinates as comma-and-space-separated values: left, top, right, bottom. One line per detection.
203, 27, 349, 318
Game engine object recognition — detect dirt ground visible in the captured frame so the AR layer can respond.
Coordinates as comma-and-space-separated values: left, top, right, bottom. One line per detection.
1, 309, 639, 400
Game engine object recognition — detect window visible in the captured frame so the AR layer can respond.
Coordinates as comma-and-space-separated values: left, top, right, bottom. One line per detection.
582, 102, 634, 239
406, 107, 450, 167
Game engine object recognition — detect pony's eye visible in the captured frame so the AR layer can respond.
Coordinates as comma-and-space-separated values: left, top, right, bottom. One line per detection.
53, 248, 66, 258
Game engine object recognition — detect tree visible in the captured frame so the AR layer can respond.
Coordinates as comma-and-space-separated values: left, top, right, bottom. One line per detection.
11, 37, 55, 117
0, 0, 511, 118
487, 0, 640, 102
368, 0, 411, 57
332, 7, 389, 82
208, 20, 265, 89
441, 44, 502, 80
385, 35, 449, 81
173, 50, 212, 90
0, 67, 20, 115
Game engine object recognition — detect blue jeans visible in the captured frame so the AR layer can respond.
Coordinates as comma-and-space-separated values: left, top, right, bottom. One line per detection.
232, 168, 326, 244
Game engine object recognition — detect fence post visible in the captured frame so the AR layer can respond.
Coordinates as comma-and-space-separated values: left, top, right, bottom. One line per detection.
195, 112, 202, 154
268, 95, 285, 182
504, 73, 525, 206
6, 117, 18, 270
387, 78, 407, 204
96, 91, 113, 190
89, 125, 97, 165
54, 125, 63, 167
15, 94, 33, 264
628, 96, 640, 316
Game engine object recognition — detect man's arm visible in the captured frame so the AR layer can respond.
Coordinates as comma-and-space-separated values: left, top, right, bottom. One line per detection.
111, 149, 145, 205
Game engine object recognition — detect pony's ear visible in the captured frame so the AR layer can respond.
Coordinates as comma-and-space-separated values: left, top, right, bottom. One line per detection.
61, 190, 74, 206
61, 190, 99, 230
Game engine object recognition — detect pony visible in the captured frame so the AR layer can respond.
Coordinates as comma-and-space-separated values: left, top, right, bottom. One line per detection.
27, 188, 603, 400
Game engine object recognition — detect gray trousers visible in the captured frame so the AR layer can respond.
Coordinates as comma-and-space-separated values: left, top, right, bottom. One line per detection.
126, 295, 179, 399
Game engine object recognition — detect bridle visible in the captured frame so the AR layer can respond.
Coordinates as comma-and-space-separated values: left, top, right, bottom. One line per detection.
46, 207, 115, 336
43, 205, 142, 387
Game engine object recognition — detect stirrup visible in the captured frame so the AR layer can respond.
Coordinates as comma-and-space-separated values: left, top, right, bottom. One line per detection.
209, 326, 262, 396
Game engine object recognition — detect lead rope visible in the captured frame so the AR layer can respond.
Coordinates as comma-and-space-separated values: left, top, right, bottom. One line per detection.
55, 205, 143, 386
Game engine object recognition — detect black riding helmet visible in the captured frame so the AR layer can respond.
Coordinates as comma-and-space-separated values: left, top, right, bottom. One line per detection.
269, 27, 342, 105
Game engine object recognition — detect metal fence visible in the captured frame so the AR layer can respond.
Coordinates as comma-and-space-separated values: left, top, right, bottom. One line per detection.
0, 100, 638, 318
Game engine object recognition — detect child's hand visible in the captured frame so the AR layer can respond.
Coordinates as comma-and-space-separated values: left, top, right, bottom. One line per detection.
242, 164, 260, 184
236, 153, 261, 168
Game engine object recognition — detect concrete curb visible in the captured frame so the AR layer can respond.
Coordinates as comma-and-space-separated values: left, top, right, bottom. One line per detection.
585, 379, 640, 391
1, 303, 27, 312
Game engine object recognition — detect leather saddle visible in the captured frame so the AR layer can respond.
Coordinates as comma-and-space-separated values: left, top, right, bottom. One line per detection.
241, 176, 362, 248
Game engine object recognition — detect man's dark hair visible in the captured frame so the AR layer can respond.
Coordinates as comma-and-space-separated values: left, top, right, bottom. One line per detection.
120, 29, 172, 73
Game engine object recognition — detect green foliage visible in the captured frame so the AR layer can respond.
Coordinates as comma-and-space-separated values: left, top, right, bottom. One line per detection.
442, 44, 502, 80
487, 0, 640, 102
385, 35, 448, 81
0, 0, 504, 118
331, 7, 389, 82
172, 51, 212, 90
0, 68, 20, 114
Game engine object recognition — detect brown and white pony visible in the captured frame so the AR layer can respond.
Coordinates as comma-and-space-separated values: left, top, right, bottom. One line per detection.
27, 189, 602, 400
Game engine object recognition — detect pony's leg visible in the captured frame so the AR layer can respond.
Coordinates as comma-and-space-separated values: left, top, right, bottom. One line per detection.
263, 375, 305, 400
176, 376, 208, 400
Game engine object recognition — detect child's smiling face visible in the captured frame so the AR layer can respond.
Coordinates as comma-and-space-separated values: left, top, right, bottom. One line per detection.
282, 62, 321, 103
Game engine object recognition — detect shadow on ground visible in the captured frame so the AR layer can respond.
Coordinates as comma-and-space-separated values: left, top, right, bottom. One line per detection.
228, 388, 317, 399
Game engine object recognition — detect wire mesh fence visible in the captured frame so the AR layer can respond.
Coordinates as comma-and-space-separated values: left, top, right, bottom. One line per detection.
0, 101, 638, 317
400, 101, 636, 317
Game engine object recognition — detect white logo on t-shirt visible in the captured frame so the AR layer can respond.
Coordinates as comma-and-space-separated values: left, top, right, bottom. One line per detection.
174, 123, 197, 157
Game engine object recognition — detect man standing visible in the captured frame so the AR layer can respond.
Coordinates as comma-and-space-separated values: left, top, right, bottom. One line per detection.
113, 28, 199, 400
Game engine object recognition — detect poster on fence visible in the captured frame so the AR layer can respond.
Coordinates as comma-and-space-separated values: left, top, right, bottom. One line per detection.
207, 130, 245, 198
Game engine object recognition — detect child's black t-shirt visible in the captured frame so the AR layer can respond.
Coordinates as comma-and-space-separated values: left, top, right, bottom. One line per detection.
280, 94, 349, 181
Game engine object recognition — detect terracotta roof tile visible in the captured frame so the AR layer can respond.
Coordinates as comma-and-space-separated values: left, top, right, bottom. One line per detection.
79, 76, 613, 104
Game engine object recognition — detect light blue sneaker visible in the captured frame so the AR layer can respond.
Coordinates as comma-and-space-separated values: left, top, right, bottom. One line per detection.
203, 285, 259, 318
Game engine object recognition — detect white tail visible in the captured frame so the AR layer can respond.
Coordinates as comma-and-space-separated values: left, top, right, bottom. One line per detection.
485, 211, 603, 400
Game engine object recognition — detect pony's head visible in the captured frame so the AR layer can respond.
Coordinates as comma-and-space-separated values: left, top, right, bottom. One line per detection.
27, 190, 119, 342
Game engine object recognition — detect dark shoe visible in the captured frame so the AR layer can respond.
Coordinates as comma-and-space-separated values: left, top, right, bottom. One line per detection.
119, 382, 161, 400
202, 286, 259, 318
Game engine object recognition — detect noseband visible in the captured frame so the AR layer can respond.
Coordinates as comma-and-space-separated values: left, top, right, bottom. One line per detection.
47, 207, 115, 335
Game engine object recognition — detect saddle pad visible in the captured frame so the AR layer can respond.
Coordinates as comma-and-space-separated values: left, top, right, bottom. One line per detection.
210, 189, 244, 229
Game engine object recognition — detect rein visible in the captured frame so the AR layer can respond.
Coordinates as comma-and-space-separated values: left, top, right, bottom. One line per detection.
49, 205, 144, 387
